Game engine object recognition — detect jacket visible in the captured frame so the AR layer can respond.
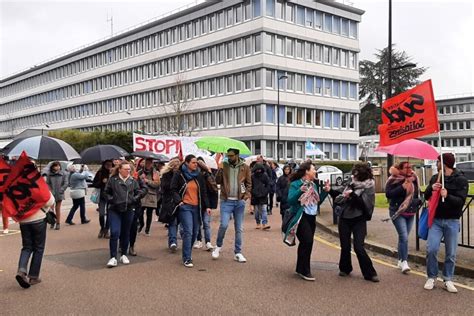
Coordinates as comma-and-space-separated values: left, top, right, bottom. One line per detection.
92, 167, 110, 200
105, 175, 147, 212
159, 171, 177, 223
424, 169, 468, 219
170, 165, 209, 213
251, 164, 271, 205
201, 170, 219, 209
138, 167, 160, 208
215, 159, 252, 201
339, 181, 376, 220
287, 179, 328, 216
46, 170, 68, 201
69, 172, 88, 190
276, 174, 290, 212
385, 175, 420, 215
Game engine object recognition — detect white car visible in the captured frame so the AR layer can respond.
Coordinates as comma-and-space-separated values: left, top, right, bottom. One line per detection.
317, 165, 344, 186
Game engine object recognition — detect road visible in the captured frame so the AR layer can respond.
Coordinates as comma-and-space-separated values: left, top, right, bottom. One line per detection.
1, 202, 473, 315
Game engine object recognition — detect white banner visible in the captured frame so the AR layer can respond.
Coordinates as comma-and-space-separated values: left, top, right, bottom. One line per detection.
133, 133, 207, 158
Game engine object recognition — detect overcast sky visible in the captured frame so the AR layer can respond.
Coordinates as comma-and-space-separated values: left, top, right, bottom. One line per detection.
1, 0, 473, 98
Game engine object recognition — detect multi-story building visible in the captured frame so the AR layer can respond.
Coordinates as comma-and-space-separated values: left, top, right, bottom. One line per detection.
0, 0, 364, 161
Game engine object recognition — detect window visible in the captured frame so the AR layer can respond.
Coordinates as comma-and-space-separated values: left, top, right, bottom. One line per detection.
210, 111, 216, 127
315, 77, 322, 94
218, 110, 224, 126
332, 144, 340, 160
341, 81, 348, 98
286, 38, 294, 57
244, 71, 252, 90
296, 40, 303, 59
315, 44, 322, 62
306, 109, 313, 125
226, 75, 233, 93
235, 74, 242, 91
210, 79, 216, 96
350, 52, 357, 68
254, 33, 262, 52
341, 50, 348, 67
266, 69, 274, 88
210, 46, 216, 64
264, 33, 273, 53
306, 76, 314, 94
209, 14, 216, 32
254, 105, 261, 122
315, 110, 322, 126
202, 48, 208, 66
266, 104, 275, 123
217, 11, 224, 29
350, 20, 358, 38
324, 46, 331, 64
245, 107, 252, 124
218, 44, 224, 62
350, 82, 357, 99
253, 0, 261, 17
296, 108, 304, 125
235, 39, 242, 57
226, 42, 233, 59
286, 73, 294, 91
286, 3, 294, 22
244, 36, 252, 55
296, 6, 305, 25
342, 18, 349, 36
276, 0, 284, 19
287, 141, 294, 158
305, 42, 313, 60
324, 79, 332, 96
235, 5, 242, 23
194, 51, 201, 68
254, 69, 262, 88
226, 8, 233, 26
333, 112, 340, 128
333, 49, 340, 65
315, 10, 322, 29
333, 16, 341, 34
266, 0, 275, 17
201, 16, 208, 34
296, 74, 304, 92
227, 109, 234, 126
324, 111, 332, 128
218, 77, 224, 95
236, 108, 242, 124
244, 0, 252, 20
286, 107, 294, 124
349, 113, 355, 129
324, 13, 332, 32
333, 80, 340, 97
276, 36, 284, 55
266, 141, 274, 157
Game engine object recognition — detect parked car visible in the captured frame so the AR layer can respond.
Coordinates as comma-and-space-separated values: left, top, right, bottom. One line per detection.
41, 161, 95, 186
454, 161, 474, 181
316, 165, 344, 186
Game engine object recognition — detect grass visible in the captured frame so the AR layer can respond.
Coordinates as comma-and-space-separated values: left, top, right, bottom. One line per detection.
375, 183, 474, 208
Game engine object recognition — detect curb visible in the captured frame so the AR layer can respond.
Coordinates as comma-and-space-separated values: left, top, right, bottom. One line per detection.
316, 221, 474, 279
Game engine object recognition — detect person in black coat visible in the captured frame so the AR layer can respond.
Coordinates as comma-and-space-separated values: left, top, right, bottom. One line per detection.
251, 163, 271, 230
276, 165, 293, 220
92, 160, 113, 238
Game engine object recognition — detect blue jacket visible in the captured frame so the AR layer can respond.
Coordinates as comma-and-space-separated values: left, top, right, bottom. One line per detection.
69, 172, 88, 190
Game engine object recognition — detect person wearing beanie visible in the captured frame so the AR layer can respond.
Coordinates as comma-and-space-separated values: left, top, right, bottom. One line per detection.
423, 153, 468, 293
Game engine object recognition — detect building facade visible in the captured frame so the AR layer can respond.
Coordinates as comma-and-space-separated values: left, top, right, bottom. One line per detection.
0, 0, 364, 161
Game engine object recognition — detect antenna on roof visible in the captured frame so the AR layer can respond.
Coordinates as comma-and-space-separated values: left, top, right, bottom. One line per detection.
106, 10, 114, 37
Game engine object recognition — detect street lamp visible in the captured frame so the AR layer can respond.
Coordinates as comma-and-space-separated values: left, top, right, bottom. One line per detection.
277, 74, 288, 162
42, 124, 50, 136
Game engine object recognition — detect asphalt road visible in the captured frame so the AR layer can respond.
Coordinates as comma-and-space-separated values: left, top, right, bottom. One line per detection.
1, 202, 473, 315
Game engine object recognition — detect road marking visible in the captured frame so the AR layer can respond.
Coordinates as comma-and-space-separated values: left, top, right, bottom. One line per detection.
0, 230, 21, 237
314, 235, 474, 292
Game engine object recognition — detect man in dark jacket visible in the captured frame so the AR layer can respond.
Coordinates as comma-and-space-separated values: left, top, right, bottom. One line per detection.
251, 163, 271, 230
423, 153, 468, 293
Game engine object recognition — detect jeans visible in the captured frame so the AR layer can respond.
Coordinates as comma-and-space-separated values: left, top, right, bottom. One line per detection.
98, 198, 109, 230
66, 197, 86, 223
168, 217, 178, 247
197, 210, 212, 243
391, 213, 415, 261
18, 219, 47, 278
426, 218, 460, 281
129, 211, 139, 248
338, 216, 377, 279
178, 204, 200, 262
109, 210, 134, 258
254, 204, 268, 225
296, 213, 316, 276
139, 207, 155, 234
216, 200, 245, 254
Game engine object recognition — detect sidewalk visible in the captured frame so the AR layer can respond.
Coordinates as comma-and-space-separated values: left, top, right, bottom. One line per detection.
318, 201, 474, 278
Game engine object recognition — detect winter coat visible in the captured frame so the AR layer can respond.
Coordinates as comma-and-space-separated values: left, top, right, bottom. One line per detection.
92, 167, 110, 200
201, 170, 219, 209
385, 167, 420, 216
215, 159, 252, 201
424, 169, 468, 219
170, 166, 209, 213
138, 167, 160, 208
276, 174, 290, 212
104, 175, 147, 213
251, 164, 271, 206
158, 171, 177, 223
69, 172, 88, 190
46, 170, 68, 201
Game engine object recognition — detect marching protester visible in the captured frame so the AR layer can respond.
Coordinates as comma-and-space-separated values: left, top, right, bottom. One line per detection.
423, 153, 468, 293
158, 158, 181, 252
92, 160, 113, 238
171, 155, 210, 268
128, 169, 148, 256
251, 163, 271, 230
335, 163, 378, 282
194, 158, 218, 251
276, 164, 292, 221
385, 162, 421, 274
287, 162, 329, 281
45, 161, 68, 230
65, 165, 90, 225
255, 155, 273, 215
268, 161, 278, 215
213, 148, 252, 263
104, 161, 147, 268
138, 158, 161, 236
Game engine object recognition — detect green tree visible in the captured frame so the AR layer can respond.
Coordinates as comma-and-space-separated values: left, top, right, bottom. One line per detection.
359, 46, 426, 135
49, 130, 133, 153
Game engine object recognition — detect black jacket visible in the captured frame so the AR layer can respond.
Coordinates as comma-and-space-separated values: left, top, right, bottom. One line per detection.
424, 169, 468, 219
276, 174, 290, 212
92, 167, 110, 200
171, 165, 209, 212
251, 164, 271, 205
385, 178, 420, 213
201, 170, 218, 209
158, 171, 176, 223
105, 175, 147, 212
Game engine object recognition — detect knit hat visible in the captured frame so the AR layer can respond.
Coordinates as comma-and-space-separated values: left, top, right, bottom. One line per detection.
438, 153, 455, 169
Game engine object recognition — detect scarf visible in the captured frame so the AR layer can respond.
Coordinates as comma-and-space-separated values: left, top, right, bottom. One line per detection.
182, 164, 200, 181
383, 167, 418, 221
299, 180, 320, 206
344, 178, 375, 196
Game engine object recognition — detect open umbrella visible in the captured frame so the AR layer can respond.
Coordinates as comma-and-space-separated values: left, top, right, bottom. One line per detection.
196, 154, 218, 170
131, 150, 170, 162
195, 137, 251, 155
2, 136, 80, 161
375, 139, 439, 160
244, 155, 265, 166
80, 145, 129, 163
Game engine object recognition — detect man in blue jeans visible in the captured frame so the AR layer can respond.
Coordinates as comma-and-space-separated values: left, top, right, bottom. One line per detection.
424, 153, 468, 293
212, 148, 252, 263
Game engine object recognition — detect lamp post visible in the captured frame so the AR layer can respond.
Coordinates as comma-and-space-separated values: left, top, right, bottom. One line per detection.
41, 124, 50, 136
277, 74, 288, 162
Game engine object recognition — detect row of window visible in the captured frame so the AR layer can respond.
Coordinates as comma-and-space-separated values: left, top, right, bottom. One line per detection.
438, 103, 474, 115
428, 138, 472, 147
1, 0, 359, 98
439, 121, 472, 131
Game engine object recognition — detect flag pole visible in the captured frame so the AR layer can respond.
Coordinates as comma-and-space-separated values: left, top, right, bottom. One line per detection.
438, 131, 445, 202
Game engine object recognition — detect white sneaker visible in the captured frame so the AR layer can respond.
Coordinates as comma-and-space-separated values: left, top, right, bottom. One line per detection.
205, 242, 214, 251
444, 281, 458, 293
107, 257, 118, 268
2, 229, 8, 234
212, 246, 221, 260
169, 243, 178, 253
234, 253, 247, 263
397, 260, 402, 269
401, 261, 411, 274
424, 278, 435, 290
120, 255, 130, 265
193, 240, 203, 249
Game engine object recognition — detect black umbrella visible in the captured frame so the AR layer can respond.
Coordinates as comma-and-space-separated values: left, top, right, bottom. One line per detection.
131, 151, 170, 162
1, 136, 80, 161
79, 145, 130, 163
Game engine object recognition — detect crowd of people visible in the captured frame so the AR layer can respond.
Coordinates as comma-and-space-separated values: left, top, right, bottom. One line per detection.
0, 151, 467, 293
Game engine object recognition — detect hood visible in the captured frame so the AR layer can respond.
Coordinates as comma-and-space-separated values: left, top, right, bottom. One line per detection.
252, 163, 265, 173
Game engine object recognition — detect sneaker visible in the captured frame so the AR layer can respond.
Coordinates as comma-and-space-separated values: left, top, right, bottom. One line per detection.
397, 260, 402, 269
65, 221, 75, 225
234, 253, 247, 263
212, 246, 221, 260
339, 271, 350, 277
205, 242, 214, 251
129, 247, 137, 256
81, 219, 91, 224
424, 278, 435, 290
401, 261, 411, 274
3, 229, 9, 234
107, 257, 118, 268
120, 255, 130, 265
444, 281, 458, 293
15, 272, 30, 289
169, 243, 178, 253
255, 224, 261, 229
29, 277, 42, 286
193, 240, 203, 249
54, 224, 60, 230
297, 273, 315, 281
50, 223, 55, 229
184, 260, 194, 268
262, 224, 271, 230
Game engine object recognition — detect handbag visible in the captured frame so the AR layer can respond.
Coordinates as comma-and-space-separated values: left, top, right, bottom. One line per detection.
90, 188, 100, 204
41, 207, 57, 226
70, 188, 86, 200
418, 207, 429, 240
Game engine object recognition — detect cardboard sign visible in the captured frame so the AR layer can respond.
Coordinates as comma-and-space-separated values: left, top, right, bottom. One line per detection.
378, 80, 439, 146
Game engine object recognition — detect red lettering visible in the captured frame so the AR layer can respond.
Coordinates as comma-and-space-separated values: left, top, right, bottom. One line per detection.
135, 137, 146, 151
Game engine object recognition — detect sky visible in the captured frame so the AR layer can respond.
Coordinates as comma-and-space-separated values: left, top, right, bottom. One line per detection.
1, 0, 473, 98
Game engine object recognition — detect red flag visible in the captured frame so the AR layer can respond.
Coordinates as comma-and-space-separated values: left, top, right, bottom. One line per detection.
378, 80, 439, 146
2, 151, 51, 222
0, 158, 11, 205
428, 189, 440, 228
177, 141, 184, 162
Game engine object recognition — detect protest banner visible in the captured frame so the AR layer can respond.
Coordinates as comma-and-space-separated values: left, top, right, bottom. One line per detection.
133, 133, 208, 158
